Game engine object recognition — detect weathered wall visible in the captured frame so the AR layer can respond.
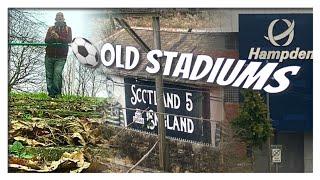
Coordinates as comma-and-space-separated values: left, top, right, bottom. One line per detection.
223, 103, 247, 159
304, 133, 313, 172
107, 121, 250, 172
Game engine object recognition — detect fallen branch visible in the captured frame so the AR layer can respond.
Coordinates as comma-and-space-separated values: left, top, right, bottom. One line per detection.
127, 139, 159, 173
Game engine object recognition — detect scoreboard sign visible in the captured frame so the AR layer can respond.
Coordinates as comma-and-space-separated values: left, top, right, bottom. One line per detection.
124, 78, 211, 143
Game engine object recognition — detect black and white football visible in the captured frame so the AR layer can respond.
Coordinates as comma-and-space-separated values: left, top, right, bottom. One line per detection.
71, 37, 100, 68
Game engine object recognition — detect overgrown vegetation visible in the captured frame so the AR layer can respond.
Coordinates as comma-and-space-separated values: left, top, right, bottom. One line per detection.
8, 92, 116, 172
231, 90, 273, 166
9, 92, 251, 173
9, 141, 33, 159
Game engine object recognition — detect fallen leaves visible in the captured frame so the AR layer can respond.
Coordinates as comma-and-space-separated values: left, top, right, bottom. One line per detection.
8, 93, 160, 173
9, 117, 108, 147
14, 137, 46, 147
71, 132, 86, 146
9, 151, 90, 173
8, 93, 112, 173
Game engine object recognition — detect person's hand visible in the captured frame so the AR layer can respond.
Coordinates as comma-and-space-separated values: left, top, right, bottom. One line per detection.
51, 31, 59, 39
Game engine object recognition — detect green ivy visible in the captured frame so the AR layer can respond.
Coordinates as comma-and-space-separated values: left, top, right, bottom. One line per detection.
9, 141, 33, 159
231, 90, 273, 148
22, 113, 32, 121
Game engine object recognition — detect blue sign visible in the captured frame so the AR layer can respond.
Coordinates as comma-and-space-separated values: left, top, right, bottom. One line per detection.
239, 14, 312, 132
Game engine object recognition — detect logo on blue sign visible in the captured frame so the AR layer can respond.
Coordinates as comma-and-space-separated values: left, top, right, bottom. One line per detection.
264, 19, 295, 47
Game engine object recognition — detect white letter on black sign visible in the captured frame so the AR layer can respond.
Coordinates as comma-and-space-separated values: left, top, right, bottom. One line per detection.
131, 85, 138, 105
187, 118, 194, 133
186, 92, 193, 112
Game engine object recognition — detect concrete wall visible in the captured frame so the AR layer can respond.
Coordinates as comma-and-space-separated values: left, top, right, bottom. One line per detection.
304, 133, 313, 172
210, 87, 224, 146
254, 132, 309, 172
253, 143, 269, 172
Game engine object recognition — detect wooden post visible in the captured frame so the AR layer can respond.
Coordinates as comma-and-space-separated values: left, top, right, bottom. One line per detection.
152, 16, 168, 172
266, 91, 272, 173
114, 18, 151, 53
220, 87, 224, 167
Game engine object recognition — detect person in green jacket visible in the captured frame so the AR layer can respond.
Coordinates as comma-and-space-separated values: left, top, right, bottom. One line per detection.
44, 12, 72, 98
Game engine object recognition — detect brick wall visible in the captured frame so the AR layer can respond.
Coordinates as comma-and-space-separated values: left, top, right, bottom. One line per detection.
223, 103, 247, 160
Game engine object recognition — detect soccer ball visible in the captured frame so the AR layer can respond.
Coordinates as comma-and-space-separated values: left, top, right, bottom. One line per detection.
71, 37, 100, 68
